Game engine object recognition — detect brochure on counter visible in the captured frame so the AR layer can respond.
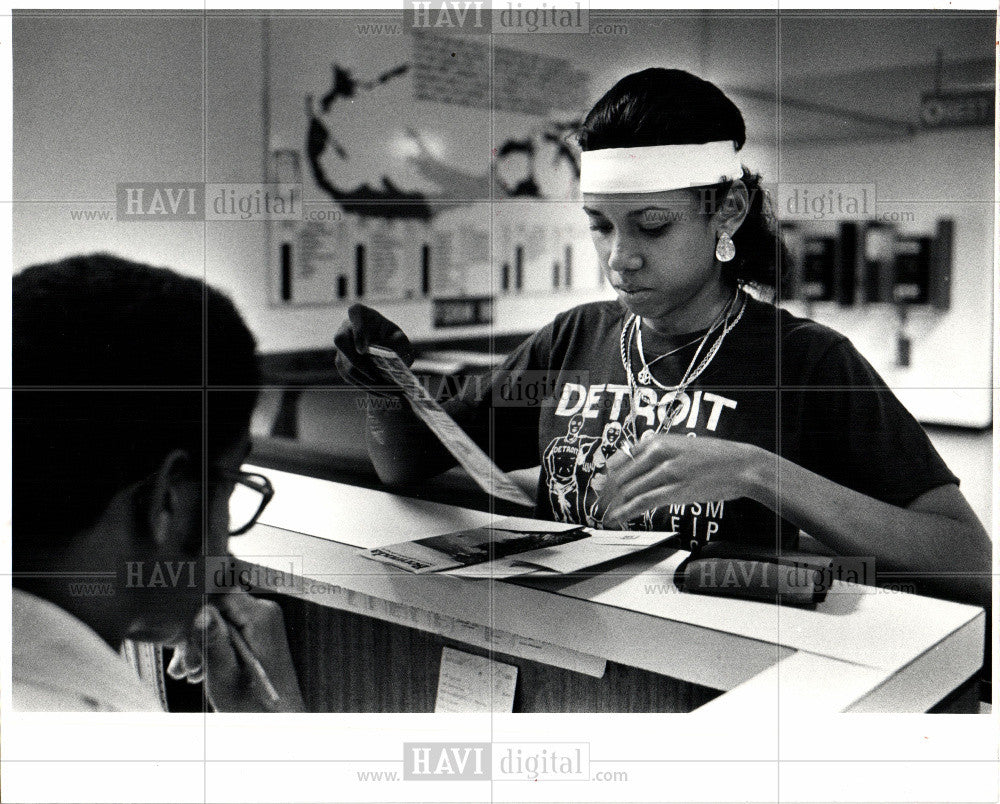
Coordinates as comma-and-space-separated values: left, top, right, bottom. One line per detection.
361, 516, 678, 577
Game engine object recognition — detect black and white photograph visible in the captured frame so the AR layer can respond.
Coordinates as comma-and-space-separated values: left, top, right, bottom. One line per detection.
4, 1, 998, 802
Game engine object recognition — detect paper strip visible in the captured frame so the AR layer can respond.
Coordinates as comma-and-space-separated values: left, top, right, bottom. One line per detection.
368, 345, 534, 507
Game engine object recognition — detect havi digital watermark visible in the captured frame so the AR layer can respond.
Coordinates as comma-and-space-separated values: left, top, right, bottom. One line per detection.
402, 741, 589, 781
404, 1, 588, 34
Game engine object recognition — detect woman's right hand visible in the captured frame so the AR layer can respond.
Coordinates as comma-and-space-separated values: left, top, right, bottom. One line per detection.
333, 304, 415, 393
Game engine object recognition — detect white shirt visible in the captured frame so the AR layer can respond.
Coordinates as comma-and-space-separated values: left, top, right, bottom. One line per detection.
12, 588, 164, 712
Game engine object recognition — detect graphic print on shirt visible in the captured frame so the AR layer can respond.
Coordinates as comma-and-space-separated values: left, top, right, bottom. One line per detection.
547, 381, 738, 543
541, 414, 599, 523
578, 421, 630, 527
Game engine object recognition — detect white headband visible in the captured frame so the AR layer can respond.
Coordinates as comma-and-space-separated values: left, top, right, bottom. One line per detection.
579, 140, 743, 194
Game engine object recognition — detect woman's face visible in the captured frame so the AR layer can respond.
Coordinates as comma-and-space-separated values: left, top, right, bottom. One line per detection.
583, 188, 721, 326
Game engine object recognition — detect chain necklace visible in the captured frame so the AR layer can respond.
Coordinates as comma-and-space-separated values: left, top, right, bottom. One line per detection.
618, 287, 746, 444
634, 289, 738, 386
639, 294, 746, 392
635, 330, 706, 385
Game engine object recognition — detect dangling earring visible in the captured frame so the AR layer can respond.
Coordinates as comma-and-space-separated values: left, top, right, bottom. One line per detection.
715, 232, 736, 263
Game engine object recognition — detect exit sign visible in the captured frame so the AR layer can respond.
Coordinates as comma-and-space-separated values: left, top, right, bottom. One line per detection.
920, 90, 993, 129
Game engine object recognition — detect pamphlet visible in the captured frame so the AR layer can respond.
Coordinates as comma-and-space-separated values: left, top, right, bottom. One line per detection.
367, 345, 534, 507
364, 521, 588, 574
361, 516, 678, 578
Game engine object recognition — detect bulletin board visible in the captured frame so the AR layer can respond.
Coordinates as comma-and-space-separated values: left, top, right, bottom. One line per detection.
263, 15, 598, 308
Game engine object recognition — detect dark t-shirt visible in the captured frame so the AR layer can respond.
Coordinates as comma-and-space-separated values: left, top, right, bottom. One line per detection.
445, 297, 958, 551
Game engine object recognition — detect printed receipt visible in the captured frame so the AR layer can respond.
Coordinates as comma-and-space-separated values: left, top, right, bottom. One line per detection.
367, 345, 535, 507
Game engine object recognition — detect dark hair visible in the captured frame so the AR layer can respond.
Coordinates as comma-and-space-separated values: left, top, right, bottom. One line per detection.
577, 67, 787, 291
13, 253, 260, 561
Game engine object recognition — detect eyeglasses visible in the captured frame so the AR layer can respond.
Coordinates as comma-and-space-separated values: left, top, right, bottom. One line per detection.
214, 468, 275, 536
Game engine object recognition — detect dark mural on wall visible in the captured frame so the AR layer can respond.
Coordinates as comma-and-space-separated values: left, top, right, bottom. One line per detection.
306, 62, 438, 220
305, 60, 583, 221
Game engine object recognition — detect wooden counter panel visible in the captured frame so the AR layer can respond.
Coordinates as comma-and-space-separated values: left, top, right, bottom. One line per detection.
270, 594, 722, 713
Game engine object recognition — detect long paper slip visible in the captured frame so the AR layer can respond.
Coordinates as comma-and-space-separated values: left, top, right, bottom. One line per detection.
367, 345, 535, 507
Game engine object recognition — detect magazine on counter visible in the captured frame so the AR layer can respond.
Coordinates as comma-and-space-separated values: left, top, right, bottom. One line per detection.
361, 516, 678, 577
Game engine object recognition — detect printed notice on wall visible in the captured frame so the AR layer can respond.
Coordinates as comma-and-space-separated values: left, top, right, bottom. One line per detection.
412, 30, 589, 114
434, 647, 518, 713
295, 221, 351, 304
367, 224, 419, 300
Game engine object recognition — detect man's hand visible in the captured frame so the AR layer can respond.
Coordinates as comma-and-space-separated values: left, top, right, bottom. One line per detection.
600, 434, 765, 526
168, 592, 306, 712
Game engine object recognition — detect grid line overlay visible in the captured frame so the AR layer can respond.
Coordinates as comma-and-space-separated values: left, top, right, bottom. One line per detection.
6, 7, 995, 804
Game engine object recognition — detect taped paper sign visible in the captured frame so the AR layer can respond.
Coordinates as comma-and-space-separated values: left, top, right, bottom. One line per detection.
434, 647, 518, 713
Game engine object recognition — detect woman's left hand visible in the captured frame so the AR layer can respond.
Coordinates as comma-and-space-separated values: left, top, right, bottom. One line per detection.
601, 434, 763, 526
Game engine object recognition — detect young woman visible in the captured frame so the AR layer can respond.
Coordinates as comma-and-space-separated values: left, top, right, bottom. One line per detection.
334, 68, 990, 611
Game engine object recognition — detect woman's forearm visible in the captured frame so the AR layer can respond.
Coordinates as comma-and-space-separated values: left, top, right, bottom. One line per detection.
741, 446, 991, 609
364, 395, 456, 485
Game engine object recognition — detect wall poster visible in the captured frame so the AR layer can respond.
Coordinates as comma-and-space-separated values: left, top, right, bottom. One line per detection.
265, 17, 595, 308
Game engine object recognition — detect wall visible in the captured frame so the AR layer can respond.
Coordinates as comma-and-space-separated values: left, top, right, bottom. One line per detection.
13, 14, 620, 353
12, 12, 994, 429
13, 14, 277, 344
778, 128, 994, 426
13, 14, 209, 274
12, 12, 775, 353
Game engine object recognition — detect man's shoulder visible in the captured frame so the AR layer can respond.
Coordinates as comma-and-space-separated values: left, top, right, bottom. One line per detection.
12, 588, 162, 712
